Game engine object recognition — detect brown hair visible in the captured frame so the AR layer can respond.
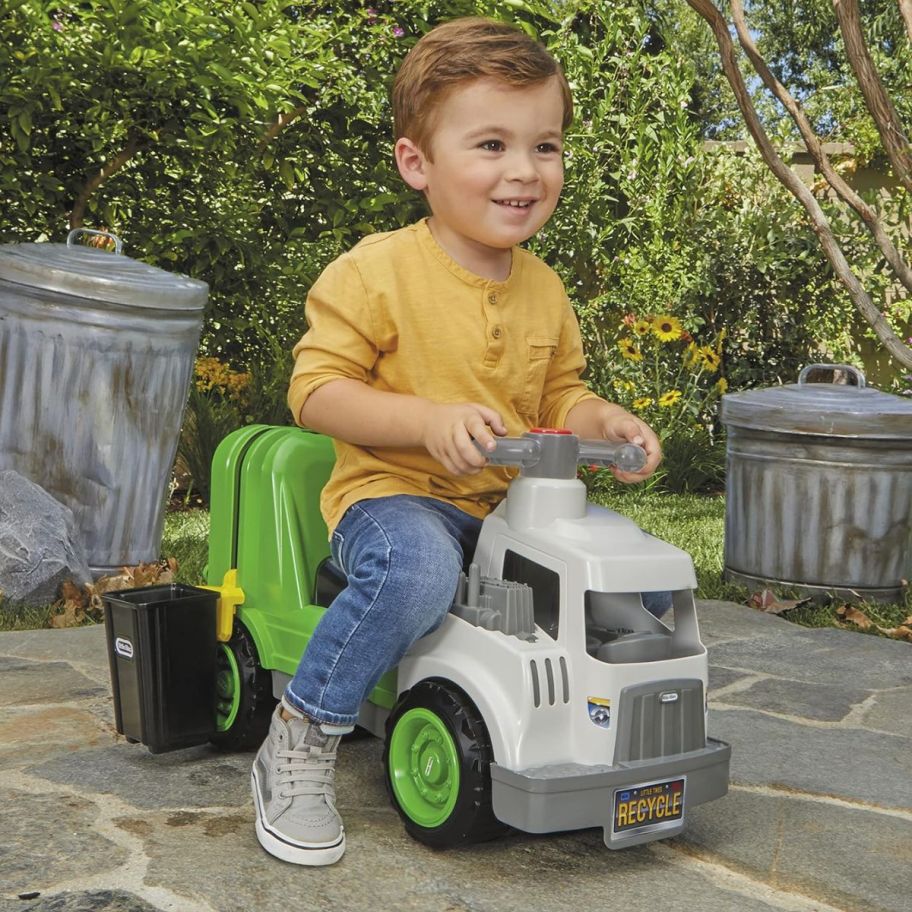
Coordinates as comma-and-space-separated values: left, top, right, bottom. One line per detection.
392, 17, 573, 156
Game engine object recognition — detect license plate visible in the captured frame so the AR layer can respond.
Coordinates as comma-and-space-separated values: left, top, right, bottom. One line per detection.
613, 777, 685, 835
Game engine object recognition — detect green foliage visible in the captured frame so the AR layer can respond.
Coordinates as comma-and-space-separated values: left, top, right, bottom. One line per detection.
690, 147, 854, 389
743, 0, 911, 156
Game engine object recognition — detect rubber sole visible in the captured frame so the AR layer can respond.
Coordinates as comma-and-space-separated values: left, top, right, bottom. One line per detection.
251, 771, 346, 866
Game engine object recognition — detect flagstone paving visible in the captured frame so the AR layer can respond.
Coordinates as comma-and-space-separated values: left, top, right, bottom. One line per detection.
1, 605, 909, 912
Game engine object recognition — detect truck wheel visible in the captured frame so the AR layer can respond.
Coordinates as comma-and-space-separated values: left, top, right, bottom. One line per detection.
210, 621, 275, 751
383, 679, 508, 848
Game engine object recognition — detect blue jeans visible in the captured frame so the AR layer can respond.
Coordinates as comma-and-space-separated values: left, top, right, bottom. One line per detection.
284, 495, 482, 727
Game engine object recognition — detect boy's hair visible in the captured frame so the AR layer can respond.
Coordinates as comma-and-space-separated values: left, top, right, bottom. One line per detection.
392, 17, 573, 157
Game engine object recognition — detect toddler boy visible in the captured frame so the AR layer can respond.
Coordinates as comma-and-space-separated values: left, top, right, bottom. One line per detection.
251, 16, 661, 866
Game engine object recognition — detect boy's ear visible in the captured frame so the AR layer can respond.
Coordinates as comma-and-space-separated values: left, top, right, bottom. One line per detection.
395, 137, 429, 191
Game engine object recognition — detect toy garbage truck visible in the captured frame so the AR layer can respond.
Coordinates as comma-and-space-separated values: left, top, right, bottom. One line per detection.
202, 425, 730, 850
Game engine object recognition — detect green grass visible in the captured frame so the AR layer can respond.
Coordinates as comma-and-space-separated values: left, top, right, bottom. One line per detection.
161, 508, 210, 585
0, 602, 59, 631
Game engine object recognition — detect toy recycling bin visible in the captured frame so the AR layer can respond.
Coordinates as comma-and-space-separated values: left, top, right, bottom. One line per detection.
0, 230, 208, 574
720, 363, 912, 602
103, 583, 217, 753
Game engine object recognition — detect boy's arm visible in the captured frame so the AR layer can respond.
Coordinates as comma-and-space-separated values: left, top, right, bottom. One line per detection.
299, 379, 506, 476
290, 255, 505, 475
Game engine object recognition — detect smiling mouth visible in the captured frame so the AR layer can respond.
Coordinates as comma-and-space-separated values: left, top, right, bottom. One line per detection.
493, 199, 535, 208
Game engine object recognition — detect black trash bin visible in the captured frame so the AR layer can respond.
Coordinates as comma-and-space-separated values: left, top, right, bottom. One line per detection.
103, 583, 217, 753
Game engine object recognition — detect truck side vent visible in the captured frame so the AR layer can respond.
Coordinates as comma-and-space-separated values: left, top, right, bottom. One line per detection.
614, 679, 705, 763
544, 658, 556, 705
530, 658, 569, 707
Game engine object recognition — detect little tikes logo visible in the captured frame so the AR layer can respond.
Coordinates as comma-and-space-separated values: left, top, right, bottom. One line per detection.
114, 637, 134, 659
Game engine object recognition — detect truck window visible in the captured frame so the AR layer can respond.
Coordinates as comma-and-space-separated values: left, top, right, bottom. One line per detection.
503, 550, 560, 639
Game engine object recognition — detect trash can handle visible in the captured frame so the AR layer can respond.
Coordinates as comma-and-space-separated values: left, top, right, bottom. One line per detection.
66, 228, 123, 255
797, 363, 866, 389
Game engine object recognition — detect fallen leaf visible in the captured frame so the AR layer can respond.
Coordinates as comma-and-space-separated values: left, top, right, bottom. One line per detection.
95, 559, 177, 596
748, 589, 809, 615
877, 625, 912, 642
49, 581, 87, 628
836, 605, 873, 630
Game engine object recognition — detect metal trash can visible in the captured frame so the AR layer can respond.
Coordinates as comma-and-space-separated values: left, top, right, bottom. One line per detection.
720, 363, 912, 602
0, 229, 208, 574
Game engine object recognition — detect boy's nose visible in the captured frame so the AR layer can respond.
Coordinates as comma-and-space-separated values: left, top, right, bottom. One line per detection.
504, 152, 539, 183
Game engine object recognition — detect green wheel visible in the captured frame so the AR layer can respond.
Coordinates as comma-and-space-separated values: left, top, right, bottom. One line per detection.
210, 621, 275, 751
383, 680, 507, 848
215, 642, 241, 732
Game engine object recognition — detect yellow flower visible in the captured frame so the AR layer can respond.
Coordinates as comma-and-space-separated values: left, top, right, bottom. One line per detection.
652, 315, 684, 342
715, 377, 729, 394
194, 356, 249, 398
700, 347, 722, 373
683, 342, 700, 369
617, 338, 643, 361
632, 317, 652, 336
632, 396, 654, 410
658, 389, 683, 408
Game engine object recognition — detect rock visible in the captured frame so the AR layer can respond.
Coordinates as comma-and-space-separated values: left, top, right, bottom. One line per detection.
0, 470, 91, 608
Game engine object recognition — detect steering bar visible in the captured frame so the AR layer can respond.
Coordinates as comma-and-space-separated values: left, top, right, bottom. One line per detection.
476, 430, 647, 479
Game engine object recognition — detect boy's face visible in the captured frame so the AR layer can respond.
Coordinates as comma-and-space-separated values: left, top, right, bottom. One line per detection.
395, 76, 565, 277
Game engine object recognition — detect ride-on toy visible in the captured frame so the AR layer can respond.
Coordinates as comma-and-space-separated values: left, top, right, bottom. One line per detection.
199, 425, 730, 849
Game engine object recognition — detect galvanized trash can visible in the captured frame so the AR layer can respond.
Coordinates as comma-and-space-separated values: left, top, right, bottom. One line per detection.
720, 363, 912, 602
0, 230, 208, 574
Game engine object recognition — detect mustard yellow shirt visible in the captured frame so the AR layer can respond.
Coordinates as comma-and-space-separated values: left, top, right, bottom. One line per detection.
288, 219, 599, 532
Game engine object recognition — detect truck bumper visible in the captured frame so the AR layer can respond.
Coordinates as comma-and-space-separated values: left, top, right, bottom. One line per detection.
490, 737, 731, 849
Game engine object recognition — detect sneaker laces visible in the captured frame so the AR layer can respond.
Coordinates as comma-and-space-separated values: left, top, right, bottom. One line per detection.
276, 736, 339, 800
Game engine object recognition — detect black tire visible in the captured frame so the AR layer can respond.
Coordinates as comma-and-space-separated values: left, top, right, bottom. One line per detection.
383, 679, 508, 848
209, 620, 276, 751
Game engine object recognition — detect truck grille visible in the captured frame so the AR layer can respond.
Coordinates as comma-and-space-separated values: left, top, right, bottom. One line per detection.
614, 679, 705, 762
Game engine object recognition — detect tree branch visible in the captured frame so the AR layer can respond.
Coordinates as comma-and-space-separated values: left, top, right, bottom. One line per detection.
259, 105, 309, 153
832, 0, 912, 193
69, 132, 142, 229
898, 0, 912, 43
684, 0, 912, 370
731, 0, 912, 294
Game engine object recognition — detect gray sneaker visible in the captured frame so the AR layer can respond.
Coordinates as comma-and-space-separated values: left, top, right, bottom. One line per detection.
251, 705, 345, 865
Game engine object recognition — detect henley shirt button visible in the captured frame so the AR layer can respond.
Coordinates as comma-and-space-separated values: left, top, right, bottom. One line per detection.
492, 327, 502, 339
488, 292, 497, 305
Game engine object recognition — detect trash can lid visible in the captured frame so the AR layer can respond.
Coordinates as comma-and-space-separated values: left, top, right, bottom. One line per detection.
720, 363, 912, 439
0, 238, 208, 311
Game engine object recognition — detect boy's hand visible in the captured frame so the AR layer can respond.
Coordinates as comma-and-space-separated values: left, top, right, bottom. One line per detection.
422, 403, 507, 476
599, 409, 662, 483
567, 400, 661, 484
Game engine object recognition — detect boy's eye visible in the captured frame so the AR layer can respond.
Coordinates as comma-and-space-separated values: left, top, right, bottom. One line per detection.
536, 142, 562, 154
479, 140, 505, 152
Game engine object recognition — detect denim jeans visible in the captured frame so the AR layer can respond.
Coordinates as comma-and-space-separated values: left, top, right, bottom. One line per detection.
284, 495, 482, 727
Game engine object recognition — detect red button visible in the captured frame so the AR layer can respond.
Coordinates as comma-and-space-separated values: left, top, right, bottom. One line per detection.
529, 427, 573, 435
